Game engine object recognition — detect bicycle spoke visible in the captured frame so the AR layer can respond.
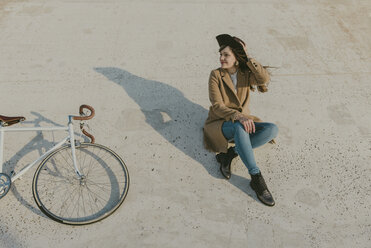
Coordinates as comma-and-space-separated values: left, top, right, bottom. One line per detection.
85, 183, 110, 203
58, 150, 75, 172
64, 186, 81, 218
85, 185, 102, 214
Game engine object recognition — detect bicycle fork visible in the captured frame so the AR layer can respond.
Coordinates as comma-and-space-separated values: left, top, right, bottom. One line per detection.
68, 116, 84, 180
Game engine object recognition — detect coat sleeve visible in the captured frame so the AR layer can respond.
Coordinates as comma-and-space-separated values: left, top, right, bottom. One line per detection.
208, 70, 242, 122
247, 58, 270, 85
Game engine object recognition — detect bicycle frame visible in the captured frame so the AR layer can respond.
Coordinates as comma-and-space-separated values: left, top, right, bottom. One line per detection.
0, 115, 82, 182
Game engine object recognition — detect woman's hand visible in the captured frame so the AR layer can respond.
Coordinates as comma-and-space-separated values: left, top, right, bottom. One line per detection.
237, 116, 255, 133
238, 40, 249, 57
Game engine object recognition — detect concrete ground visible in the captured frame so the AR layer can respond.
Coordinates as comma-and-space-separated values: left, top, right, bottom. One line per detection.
0, 0, 370, 247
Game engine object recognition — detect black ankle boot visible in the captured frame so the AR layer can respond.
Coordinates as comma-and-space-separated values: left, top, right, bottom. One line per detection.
250, 172, 275, 206
216, 147, 238, 179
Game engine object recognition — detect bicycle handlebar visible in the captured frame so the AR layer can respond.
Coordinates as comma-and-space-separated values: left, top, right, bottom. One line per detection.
80, 126, 95, 144
72, 104, 95, 143
72, 104, 95, 121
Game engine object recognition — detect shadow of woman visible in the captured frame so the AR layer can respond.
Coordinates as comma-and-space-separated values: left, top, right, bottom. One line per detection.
94, 67, 227, 179
93, 67, 265, 205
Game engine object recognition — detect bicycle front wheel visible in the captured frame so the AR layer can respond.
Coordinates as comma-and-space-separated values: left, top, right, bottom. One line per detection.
32, 143, 129, 225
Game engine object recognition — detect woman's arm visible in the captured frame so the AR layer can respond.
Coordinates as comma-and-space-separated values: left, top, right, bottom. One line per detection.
208, 70, 242, 122
247, 58, 270, 85
239, 41, 270, 85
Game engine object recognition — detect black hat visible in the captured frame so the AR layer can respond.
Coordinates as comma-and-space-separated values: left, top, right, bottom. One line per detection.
216, 34, 244, 51
216, 34, 248, 62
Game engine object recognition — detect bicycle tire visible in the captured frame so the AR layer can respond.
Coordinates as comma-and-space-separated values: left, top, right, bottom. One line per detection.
32, 143, 129, 225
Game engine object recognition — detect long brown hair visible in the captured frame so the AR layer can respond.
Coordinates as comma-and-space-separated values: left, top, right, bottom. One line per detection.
219, 36, 269, 93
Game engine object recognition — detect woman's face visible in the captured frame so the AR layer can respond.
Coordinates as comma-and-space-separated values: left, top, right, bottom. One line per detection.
219, 46, 237, 69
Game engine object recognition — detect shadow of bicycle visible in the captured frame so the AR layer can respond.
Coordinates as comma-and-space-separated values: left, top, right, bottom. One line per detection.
3, 112, 88, 219
0, 222, 24, 248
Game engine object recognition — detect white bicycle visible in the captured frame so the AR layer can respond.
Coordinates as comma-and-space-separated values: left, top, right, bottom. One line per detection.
0, 105, 129, 225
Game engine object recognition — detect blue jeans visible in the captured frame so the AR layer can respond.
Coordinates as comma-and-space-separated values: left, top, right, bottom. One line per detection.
221, 121, 278, 175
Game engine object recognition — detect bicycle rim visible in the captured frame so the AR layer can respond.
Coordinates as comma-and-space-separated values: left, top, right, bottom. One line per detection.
32, 143, 129, 225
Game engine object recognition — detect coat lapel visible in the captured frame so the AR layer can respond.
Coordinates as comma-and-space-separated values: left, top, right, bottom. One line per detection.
220, 69, 249, 105
220, 70, 238, 99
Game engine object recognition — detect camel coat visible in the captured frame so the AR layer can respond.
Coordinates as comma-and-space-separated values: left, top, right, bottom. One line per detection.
203, 58, 270, 153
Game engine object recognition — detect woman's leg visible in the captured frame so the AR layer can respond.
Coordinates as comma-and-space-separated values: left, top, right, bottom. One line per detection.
249, 122, 279, 149
222, 121, 259, 175
222, 121, 278, 206
222, 121, 278, 175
